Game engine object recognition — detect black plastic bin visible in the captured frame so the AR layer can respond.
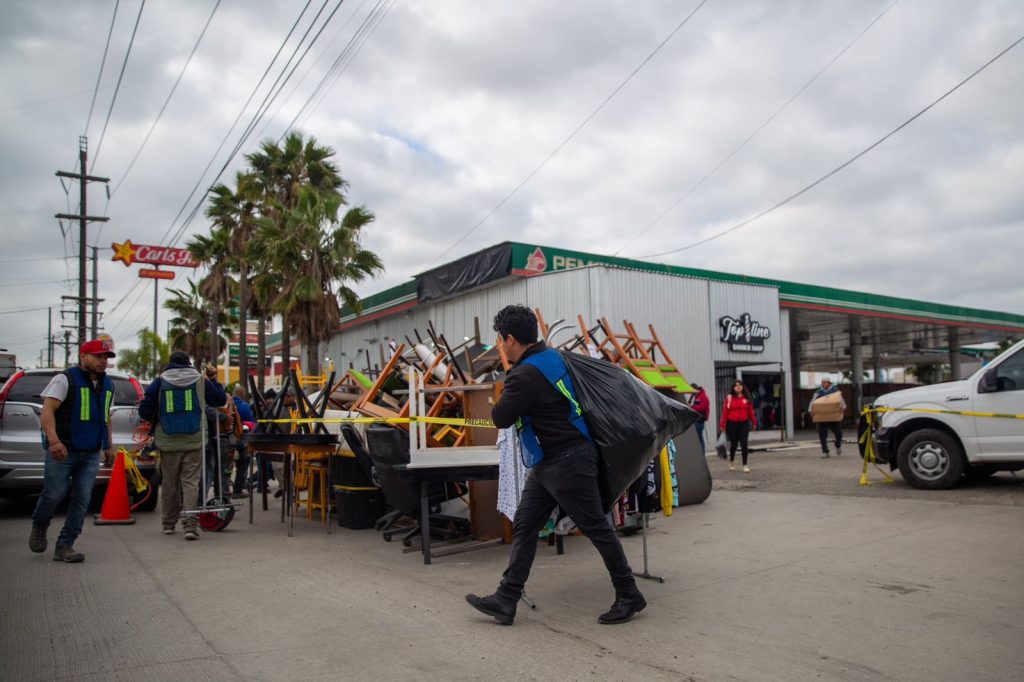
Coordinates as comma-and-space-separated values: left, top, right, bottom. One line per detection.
331, 452, 374, 487
334, 485, 385, 530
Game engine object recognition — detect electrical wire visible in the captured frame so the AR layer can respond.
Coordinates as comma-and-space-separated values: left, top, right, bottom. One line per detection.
284, 0, 392, 137
426, 0, 708, 268
162, 0, 346, 252
91, 0, 146, 172
105, 1, 320, 327
615, 0, 902, 257
84, 0, 120, 138
145, 0, 318, 253
110, 0, 222, 198
639, 31, 1024, 260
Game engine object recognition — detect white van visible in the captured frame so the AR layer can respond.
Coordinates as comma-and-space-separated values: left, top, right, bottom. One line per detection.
870, 339, 1024, 489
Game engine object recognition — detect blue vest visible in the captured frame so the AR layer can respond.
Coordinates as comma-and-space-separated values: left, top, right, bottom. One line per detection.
54, 367, 114, 451
517, 348, 592, 467
158, 379, 202, 435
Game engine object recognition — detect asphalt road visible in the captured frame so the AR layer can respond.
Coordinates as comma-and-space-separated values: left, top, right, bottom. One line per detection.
1, 440, 1022, 681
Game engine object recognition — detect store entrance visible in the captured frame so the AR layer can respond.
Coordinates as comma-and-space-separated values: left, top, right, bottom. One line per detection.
741, 371, 783, 430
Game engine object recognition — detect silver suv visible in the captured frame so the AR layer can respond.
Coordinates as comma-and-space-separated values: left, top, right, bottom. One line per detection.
0, 368, 159, 510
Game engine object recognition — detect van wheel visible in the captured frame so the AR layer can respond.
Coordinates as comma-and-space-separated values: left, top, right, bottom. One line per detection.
896, 429, 965, 490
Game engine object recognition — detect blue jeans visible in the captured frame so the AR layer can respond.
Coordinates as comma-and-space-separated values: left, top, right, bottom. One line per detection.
31, 448, 101, 547
694, 419, 706, 451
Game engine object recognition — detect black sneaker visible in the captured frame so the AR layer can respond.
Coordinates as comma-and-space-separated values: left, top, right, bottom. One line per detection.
465, 593, 517, 625
29, 525, 47, 553
598, 590, 647, 625
820, 451, 830, 458
53, 545, 85, 563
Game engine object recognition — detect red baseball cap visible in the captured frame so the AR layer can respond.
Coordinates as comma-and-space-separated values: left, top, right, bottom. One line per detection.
80, 337, 116, 358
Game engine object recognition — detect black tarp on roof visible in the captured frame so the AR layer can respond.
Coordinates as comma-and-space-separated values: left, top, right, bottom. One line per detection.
416, 242, 513, 303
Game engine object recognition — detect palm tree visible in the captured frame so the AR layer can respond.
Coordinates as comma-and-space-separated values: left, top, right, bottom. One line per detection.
246, 131, 346, 379
115, 328, 168, 380
206, 172, 260, 387
187, 227, 235, 365
165, 279, 237, 365
256, 186, 382, 375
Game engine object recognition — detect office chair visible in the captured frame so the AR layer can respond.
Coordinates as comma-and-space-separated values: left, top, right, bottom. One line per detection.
363, 425, 470, 546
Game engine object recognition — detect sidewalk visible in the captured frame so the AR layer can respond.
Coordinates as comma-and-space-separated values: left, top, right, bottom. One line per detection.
2, 459, 1022, 681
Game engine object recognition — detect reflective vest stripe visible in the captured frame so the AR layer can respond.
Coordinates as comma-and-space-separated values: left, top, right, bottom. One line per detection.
80, 387, 90, 421
165, 390, 175, 413
104, 391, 113, 423
184, 389, 193, 412
554, 379, 583, 417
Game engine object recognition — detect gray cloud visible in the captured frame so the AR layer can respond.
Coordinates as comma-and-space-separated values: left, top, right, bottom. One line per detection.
1, 0, 1022, 365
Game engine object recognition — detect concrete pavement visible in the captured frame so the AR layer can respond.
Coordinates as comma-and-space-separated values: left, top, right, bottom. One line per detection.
1, 446, 1022, 681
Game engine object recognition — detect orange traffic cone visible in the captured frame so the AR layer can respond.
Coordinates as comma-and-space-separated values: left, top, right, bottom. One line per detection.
94, 451, 137, 525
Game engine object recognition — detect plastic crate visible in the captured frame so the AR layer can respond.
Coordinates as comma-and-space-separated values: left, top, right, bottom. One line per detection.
330, 452, 374, 487
334, 486, 385, 530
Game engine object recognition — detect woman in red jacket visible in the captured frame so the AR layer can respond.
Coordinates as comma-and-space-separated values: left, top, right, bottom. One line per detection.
719, 379, 757, 472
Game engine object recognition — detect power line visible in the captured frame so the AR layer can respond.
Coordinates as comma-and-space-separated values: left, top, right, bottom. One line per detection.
110, 0, 222, 198
106, 1, 320, 325
615, 0, 902, 256
640, 31, 1024, 260
146, 0, 318, 253
285, 0, 393, 137
84, 0, 120, 137
426, 0, 709, 268
0, 85, 109, 115
163, 0, 346, 251
91, 0, 146, 172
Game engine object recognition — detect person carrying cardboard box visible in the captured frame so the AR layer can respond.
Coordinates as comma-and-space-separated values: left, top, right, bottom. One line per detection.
809, 379, 846, 458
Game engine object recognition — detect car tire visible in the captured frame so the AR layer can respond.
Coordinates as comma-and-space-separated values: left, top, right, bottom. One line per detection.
896, 428, 965, 490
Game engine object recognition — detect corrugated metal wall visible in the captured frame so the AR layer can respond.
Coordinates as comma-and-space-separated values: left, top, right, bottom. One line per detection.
323, 267, 783, 431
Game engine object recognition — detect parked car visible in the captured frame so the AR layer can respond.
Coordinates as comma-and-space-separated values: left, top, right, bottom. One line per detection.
0, 368, 159, 510
866, 339, 1024, 489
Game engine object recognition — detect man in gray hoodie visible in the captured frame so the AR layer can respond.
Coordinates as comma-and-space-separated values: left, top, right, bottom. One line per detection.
138, 351, 227, 539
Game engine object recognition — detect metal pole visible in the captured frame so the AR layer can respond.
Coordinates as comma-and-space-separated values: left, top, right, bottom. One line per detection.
47, 307, 53, 366
153, 268, 159, 378
78, 143, 87, 346
90, 245, 98, 337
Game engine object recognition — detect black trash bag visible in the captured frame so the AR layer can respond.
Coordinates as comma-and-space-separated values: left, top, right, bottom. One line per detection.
561, 351, 700, 512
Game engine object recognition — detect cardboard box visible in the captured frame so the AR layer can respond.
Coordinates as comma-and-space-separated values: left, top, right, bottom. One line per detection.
811, 391, 844, 423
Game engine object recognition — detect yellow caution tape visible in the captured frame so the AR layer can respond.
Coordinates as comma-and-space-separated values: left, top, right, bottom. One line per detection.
857, 408, 894, 486
872, 406, 1024, 420
118, 447, 150, 493
257, 415, 496, 428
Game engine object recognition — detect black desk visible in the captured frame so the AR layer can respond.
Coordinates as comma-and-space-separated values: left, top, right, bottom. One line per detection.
394, 462, 501, 564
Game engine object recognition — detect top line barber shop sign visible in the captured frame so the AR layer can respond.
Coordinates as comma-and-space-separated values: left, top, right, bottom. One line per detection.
719, 313, 771, 353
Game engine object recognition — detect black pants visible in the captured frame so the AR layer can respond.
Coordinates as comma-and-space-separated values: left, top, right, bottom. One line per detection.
232, 444, 250, 494
498, 441, 636, 602
726, 421, 750, 465
818, 422, 842, 452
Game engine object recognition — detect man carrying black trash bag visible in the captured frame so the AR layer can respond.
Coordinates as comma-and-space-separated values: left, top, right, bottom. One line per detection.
465, 305, 646, 626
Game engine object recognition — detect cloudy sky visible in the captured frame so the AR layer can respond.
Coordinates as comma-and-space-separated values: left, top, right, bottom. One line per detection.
2, 0, 1022, 365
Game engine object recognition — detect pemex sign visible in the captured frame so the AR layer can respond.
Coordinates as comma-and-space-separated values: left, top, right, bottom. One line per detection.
111, 240, 199, 268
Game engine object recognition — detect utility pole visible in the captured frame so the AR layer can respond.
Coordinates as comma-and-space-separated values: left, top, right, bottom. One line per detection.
90, 245, 99, 337
47, 307, 53, 366
55, 137, 109, 346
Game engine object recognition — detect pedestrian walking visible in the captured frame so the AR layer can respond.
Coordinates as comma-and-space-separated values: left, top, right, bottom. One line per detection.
466, 305, 645, 626
137, 351, 227, 540
719, 379, 757, 473
29, 337, 118, 562
689, 383, 710, 451
810, 378, 846, 458
231, 385, 255, 498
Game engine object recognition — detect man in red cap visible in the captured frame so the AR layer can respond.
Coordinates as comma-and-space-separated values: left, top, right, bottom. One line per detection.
29, 337, 118, 562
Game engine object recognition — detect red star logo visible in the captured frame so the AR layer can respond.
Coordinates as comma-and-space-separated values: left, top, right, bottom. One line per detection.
111, 240, 137, 267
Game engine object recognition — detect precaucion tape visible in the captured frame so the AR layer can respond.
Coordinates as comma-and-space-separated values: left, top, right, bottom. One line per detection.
257, 415, 497, 428
872, 406, 1024, 420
